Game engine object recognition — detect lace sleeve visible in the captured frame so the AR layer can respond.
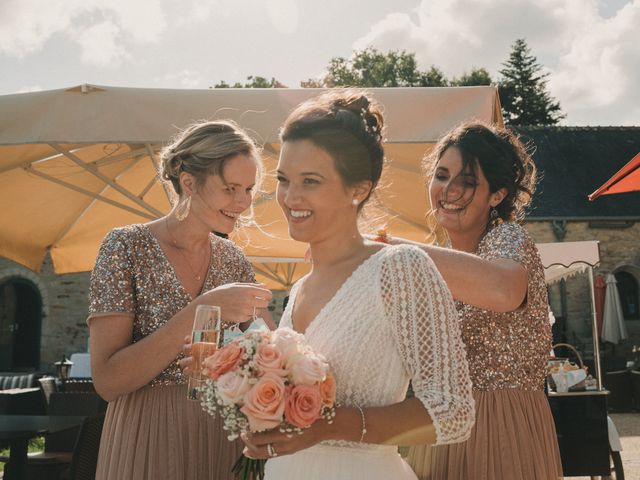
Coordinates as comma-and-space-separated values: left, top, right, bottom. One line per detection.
381, 245, 475, 445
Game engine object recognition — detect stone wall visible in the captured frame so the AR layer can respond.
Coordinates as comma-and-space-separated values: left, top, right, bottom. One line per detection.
524, 220, 640, 359
0, 255, 90, 372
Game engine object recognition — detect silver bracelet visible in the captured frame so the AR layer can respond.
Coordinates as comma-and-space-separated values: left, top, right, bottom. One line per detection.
356, 405, 367, 443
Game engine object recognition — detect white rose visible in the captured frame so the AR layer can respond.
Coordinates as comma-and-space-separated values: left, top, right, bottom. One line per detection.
272, 327, 304, 357
216, 371, 252, 405
288, 352, 328, 386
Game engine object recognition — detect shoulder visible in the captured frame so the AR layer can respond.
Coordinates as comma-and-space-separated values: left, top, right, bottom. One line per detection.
101, 223, 147, 247
379, 243, 437, 270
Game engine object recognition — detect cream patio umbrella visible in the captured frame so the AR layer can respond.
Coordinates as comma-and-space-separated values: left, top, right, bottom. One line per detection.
0, 84, 503, 289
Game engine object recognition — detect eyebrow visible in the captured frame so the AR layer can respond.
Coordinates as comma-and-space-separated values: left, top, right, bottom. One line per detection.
276, 170, 326, 179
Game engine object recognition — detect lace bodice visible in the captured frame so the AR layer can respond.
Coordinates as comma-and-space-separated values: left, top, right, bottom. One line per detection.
280, 244, 474, 446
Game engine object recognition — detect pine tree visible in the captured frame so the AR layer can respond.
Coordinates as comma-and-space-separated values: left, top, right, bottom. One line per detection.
499, 39, 564, 125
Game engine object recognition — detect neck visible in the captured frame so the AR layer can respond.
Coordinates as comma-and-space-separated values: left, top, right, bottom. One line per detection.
447, 223, 489, 253
308, 225, 366, 270
165, 214, 211, 251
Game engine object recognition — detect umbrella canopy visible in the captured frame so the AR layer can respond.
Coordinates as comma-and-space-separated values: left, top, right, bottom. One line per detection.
536, 241, 600, 285
0, 84, 502, 289
601, 274, 629, 344
588, 152, 640, 200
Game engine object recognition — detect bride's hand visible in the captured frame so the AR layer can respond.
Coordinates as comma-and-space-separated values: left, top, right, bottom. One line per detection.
241, 422, 329, 459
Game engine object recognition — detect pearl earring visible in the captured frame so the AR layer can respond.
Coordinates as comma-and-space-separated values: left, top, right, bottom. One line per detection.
352, 198, 359, 206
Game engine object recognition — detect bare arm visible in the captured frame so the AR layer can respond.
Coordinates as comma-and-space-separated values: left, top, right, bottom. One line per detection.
90, 283, 272, 402
390, 237, 527, 312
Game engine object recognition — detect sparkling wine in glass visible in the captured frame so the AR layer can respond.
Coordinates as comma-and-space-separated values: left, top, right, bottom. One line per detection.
187, 305, 221, 400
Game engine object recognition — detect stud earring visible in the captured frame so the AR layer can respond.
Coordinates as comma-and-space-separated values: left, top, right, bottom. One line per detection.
352, 198, 359, 206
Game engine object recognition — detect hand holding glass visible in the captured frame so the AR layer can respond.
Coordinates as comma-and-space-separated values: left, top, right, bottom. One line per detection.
187, 305, 221, 400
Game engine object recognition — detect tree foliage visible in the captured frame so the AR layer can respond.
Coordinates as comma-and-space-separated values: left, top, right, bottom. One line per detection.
498, 39, 564, 125
213, 76, 286, 88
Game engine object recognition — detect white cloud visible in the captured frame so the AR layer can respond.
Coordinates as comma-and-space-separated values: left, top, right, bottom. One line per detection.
71, 21, 129, 67
266, 0, 299, 35
0, 0, 166, 66
352, 0, 640, 125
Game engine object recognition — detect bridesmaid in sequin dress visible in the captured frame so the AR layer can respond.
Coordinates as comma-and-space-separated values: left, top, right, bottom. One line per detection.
88, 120, 274, 480
402, 122, 563, 479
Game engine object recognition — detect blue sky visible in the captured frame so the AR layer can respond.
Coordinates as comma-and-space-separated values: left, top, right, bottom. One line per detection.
1, 0, 638, 125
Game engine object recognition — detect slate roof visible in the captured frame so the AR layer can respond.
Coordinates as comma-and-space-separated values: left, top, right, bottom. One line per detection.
513, 126, 640, 219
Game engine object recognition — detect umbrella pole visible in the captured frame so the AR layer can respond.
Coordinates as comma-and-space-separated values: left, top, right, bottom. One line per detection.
588, 267, 603, 390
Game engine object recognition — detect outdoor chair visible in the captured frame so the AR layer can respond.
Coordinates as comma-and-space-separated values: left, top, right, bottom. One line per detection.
62, 413, 106, 480
604, 369, 633, 412
0, 373, 38, 390
0, 391, 108, 479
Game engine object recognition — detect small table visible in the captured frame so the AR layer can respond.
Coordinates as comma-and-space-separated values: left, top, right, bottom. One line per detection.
0, 388, 45, 415
0, 415, 85, 480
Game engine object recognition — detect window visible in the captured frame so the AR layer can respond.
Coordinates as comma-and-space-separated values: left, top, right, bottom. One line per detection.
615, 271, 639, 320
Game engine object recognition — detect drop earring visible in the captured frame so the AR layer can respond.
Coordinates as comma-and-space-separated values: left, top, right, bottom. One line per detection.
175, 195, 191, 221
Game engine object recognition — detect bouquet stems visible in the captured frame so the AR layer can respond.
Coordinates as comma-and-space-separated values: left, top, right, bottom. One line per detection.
232, 454, 265, 480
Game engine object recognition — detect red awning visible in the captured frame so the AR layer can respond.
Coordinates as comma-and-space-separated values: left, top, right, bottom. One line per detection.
589, 152, 640, 200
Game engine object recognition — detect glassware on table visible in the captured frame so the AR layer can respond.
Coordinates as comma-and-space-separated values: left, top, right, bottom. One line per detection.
187, 305, 221, 400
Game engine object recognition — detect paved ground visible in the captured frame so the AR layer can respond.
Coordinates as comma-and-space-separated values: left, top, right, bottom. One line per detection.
574, 413, 640, 480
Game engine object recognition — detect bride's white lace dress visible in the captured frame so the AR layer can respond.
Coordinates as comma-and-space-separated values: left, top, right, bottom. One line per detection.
265, 245, 474, 480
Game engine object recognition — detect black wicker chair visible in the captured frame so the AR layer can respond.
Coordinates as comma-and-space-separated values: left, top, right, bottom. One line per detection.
64, 413, 106, 480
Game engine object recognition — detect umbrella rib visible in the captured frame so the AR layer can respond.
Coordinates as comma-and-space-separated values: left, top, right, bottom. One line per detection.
146, 144, 173, 203
252, 264, 286, 288
49, 143, 164, 217
94, 147, 151, 167
50, 157, 145, 247
24, 165, 156, 220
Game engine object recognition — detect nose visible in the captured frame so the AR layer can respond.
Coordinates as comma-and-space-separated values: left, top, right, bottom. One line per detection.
443, 178, 465, 202
235, 189, 252, 209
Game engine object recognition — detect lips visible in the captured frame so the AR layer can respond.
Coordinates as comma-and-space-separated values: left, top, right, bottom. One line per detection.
438, 201, 465, 212
289, 209, 312, 219
221, 210, 240, 219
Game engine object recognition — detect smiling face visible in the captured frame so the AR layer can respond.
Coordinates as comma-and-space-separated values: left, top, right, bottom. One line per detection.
276, 139, 363, 245
183, 153, 257, 234
429, 146, 504, 239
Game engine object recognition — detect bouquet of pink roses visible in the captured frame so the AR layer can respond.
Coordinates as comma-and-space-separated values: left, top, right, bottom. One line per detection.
199, 327, 337, 480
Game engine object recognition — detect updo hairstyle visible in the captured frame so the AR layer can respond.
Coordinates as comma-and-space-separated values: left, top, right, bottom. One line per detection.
280, 90, 385, 209
160, 120, 261, 199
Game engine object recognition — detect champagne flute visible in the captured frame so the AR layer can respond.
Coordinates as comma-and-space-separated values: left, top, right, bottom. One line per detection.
187, 304, 221, 400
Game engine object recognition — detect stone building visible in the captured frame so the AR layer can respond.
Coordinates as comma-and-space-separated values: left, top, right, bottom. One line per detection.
1, 126, 639, 372
517, 126, 640, 366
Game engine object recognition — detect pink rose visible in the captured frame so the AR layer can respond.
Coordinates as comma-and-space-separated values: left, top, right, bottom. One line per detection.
272, 328, 304, 358
241, 373, 286, 432
284, 384, 323, 428
288, 352, 328, 385
255, 343, 287, 377
216, 371, 252, 405
203, 342, 245, 380
319, 371, 337, 407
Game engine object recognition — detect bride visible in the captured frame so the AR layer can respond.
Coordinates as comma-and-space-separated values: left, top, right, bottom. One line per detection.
241, 90, 475, 480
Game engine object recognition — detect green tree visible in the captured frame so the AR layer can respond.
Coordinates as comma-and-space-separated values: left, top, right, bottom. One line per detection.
315, 48, 450, 87
498, 39, 564, 125
213, 76, 286, 88
451, 68, 493, 86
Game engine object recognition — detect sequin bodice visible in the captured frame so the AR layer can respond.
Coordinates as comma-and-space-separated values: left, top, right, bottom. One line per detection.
456, 223, 552, 391
88, 224, 255, 386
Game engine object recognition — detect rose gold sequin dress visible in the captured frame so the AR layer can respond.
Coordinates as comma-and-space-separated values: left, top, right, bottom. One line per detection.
88, 224, 253, 480
407, 223, 563, 480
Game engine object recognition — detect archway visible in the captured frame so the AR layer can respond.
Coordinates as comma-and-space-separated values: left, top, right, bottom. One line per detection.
0, 277, 42, 371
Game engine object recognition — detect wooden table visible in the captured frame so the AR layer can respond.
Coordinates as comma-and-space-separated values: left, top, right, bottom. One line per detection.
0, 415, 85, 480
